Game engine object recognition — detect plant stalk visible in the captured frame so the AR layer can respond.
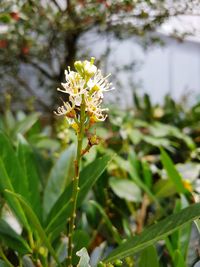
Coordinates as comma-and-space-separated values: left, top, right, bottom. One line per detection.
67, 96, 85, 266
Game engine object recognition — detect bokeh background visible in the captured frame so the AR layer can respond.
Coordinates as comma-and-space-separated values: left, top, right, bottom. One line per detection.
1, 0, 200, 112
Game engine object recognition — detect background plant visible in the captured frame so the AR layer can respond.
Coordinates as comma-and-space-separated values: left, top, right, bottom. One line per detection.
0, 91, 199, 266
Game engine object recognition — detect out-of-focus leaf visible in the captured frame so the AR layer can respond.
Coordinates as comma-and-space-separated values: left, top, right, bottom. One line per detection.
45, 155, 112, 241
0, 259, 10, 267
142, 135, 171, 148
5, 190, 60, 266
141, 160, 152, 189
0, 131, 29, 200
30, 136, 60, 152
153, 179, 176, 198
104, 203, 200, 263
90, 200, 121, 244
0, 158, 29, 229
0, 219, 31, 255
12, 113, 39, 137
0, 13, 11, 23
128, 129, 142, 145
109, 177, 142, 202
160, 148, 187, 194
77, 248, 91, 267
17, 135, 42, 219
43, 144, 75, 218
139, 245, 159, 267
173, 250, 187, 267
129, 152, 158, 205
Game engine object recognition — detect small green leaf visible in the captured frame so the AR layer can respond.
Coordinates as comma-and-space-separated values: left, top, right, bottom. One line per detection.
0, 219, 31, 255
104, 203, 200, 263
139, 245, 159, 267
76, 248, 91, 267
160, 148, 186, 194
109, 177, 142, 202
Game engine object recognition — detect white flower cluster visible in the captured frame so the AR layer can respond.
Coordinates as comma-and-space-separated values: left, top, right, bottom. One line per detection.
54, 58, 114, 126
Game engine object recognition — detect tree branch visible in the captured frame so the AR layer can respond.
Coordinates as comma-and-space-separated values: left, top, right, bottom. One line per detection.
50, 0, 62, 12
15, 75, 51, 112
23, 59, 55, 81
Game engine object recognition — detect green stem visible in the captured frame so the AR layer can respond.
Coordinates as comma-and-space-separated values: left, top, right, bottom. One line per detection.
67, 96, 85, 267
0, 246, 14, 267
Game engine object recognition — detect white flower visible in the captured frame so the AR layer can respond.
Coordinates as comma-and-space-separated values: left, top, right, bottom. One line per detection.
54, 96, 75, 124
86, 94, 108, 122
57, 68, 86, 96
54, 58, 114, 126
83, 60, 97, 78
74, 57, 97, 80
88, 70, 114, 98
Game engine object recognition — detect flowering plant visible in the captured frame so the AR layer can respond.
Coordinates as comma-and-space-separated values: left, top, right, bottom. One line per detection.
55, 58, 113, 266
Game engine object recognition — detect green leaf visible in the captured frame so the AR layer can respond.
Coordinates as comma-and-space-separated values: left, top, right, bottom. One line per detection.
0, 259, 10, 267
104, 203, 200, 263
0, 13, 11, 23
128, 152, 159, 205
45, 155, 112, 241
153, 179, 176, 198
173, 250, 187, 267
12, 113, 40, 137
0, 158, 29, 229
43, 144, 75, 218
17, 135, 42, 219
5, 190, 60, 266
139, 245, 159, 267
0, 131, 29, 200
0, 219, 31, 255
160, 148, 186, 194
141, 161, 152, 189
72, 230, 90, 266
76, 248, 91, 267
109, 177, 142, 202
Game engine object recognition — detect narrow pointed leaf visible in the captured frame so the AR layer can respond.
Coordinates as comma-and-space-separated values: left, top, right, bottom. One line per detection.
160, 148, 186, 194
43, 145, 75, 218
104, 203, 200, 263
45, 155, 112, 240
0, 131, 29, 200
5, 190, 61, 266
0, 158, 29, 229
17, 135, 42, 219
139, 245, 159, 267
0, 219, 31, 255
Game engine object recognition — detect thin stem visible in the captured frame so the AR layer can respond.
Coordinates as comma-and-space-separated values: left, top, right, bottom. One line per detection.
0, 247, 14, 267
67, 95, 85, 266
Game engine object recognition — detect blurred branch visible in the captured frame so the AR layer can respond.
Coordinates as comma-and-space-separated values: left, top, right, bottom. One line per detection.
50, 0, 62, 12
15, 75, 51, 112
66, 0, 71, 12
24, 59, 56, 81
